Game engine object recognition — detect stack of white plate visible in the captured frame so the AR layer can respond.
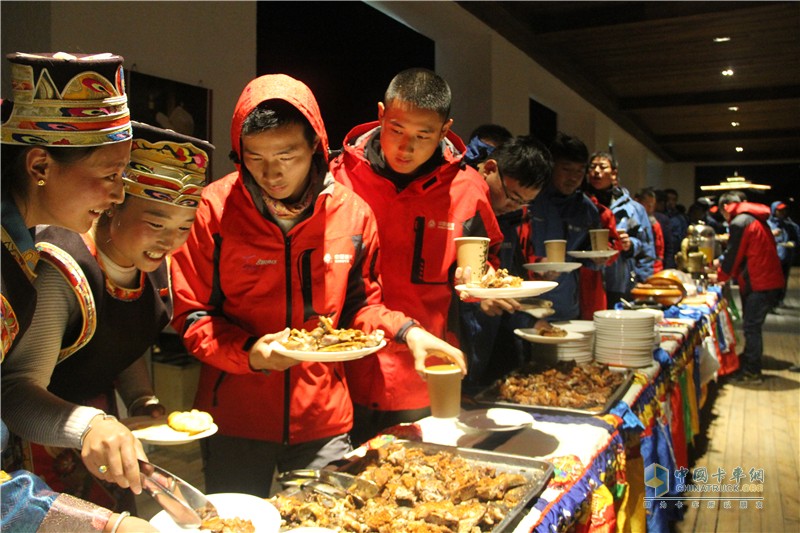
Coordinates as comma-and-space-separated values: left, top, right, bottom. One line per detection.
593, 310, 656, 368
552, 320, 594, 363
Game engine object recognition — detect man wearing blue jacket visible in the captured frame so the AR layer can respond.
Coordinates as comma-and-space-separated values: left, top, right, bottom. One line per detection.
529, 133, 602, 320
767, 200, 799, 308
585, 152, 655, 307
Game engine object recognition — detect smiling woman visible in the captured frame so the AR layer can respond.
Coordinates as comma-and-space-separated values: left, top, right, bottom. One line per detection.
0, 121, 214, 514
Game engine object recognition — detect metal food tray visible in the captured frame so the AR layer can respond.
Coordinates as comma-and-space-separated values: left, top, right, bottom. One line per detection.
472, 365, 634, 416
335, 440, 554, 533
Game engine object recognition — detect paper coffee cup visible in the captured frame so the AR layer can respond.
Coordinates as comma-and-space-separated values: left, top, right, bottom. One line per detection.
544, 240, 567, 263
589, 229, 610, 251
455, 237, 489, 284
424, 364, 462, 419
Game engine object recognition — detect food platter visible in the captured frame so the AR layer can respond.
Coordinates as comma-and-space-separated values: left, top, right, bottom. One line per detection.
125, 416, 218, 446
514, 327, 584, 345
150, 493, 280, 532
567, 250, 618, 259
457, 408, 534, 432
271, 340, 386, 362
325, 441, 554, 533
473, 362, 633, 416
523, 262, 582, 273
456, 281, 558, 299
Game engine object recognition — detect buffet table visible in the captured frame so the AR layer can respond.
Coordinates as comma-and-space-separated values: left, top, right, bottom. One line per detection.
412, 287, 737, 533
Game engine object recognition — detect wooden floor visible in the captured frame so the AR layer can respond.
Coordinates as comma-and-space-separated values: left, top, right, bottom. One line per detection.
136, 270, 800, 531
676, 268, 800, 533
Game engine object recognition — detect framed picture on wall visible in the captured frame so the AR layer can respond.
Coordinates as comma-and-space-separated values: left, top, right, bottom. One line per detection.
126, 70, 212, 141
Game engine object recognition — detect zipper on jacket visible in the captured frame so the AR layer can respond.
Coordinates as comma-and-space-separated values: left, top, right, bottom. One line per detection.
283, 234, 292, 445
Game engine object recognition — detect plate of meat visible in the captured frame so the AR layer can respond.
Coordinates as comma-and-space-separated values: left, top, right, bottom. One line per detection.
514, 325, 584, 344
271, 340, 386, 362
457, 269, 558, 299
271, 316, 386, 362
456, 281, 558, 299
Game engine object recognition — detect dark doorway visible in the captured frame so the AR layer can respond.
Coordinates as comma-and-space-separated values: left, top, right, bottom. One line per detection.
529, 98, 557, 146
257, 2, 435, 150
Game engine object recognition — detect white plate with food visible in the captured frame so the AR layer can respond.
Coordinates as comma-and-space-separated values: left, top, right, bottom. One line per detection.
514, 327, 584, 344
126, 415, 218, 446
456, 280, 558, 299
150, 492, 280, 532
271, 339, 386, 362
567, 250, 619, 259
523, 262, 582, 273
457, 408, 534, 432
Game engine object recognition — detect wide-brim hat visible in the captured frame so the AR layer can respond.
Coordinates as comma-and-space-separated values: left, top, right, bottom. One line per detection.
1, 52, 131, 147
124, 121, 213, 209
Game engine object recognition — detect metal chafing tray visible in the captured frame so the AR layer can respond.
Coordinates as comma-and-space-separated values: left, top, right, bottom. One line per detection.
333, 440, 554, 533
472, 363, 634, 416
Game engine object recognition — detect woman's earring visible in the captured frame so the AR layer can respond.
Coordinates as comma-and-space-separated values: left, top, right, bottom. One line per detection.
37, 179, 46, 187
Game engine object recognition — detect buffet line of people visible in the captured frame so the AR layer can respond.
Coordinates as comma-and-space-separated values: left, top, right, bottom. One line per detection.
1, 51, 789, 532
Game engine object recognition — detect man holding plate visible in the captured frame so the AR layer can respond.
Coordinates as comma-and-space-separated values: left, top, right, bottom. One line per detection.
170, 74, 463, 498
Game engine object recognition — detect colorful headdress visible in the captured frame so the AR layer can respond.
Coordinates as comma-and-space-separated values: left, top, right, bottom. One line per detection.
123, 122, 213, 209
1, 52, 132, 147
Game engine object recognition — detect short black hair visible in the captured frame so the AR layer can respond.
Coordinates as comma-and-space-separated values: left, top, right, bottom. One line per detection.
241, 99, 316, 147
384, 68, 451, 120
549, 132, 588, 165
589, 151, 617, 170
468, 124, 512, 146
638, 187, 657, 200
717, 191, 747, 210
492, 135, 553, 190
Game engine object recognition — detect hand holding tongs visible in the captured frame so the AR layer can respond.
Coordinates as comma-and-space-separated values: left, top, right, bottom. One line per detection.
278, 468, 379, 502
139, 459, 218, 529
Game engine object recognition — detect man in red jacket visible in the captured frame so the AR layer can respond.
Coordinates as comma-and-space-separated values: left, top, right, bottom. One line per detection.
331, 68, 504, 444
170, 74, 463, 496
715, 192, 783, 383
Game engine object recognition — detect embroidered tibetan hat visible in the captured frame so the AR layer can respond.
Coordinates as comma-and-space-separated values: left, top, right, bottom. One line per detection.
123, 121, 214, 209
1, 52, 132, 146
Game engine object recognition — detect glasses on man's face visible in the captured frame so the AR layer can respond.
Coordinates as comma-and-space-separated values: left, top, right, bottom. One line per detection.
499, 172, 530, 206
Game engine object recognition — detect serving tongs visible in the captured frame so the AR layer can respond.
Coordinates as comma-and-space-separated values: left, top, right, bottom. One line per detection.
138, 459, 218, 529
278, 468, 379, 503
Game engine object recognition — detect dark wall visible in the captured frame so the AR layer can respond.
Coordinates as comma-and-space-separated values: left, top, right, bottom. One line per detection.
257, 2, 435, 151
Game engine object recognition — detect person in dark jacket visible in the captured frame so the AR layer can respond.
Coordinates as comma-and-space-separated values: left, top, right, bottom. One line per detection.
585, 152, 655, 306
767, 200, 799, 308
715, 193, 784, 383
529, 133, 602, 320
459, 135, 553, 390
636, 188, 665, 273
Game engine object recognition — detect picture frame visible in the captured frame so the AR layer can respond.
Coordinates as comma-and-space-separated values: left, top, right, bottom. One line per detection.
126, 70, 212, 141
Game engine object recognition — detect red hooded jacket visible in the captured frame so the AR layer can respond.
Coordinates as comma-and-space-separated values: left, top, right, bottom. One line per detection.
330, 123, 503, 410
717, 201, 783, 295
170, 75, 413, 443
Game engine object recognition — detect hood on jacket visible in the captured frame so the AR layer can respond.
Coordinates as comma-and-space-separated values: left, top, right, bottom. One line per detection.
770, 200, 787, 217
726, 201, 771, 222
229, 74, 329, 172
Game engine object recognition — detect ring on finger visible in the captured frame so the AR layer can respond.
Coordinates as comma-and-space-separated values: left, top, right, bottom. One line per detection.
98, 465, 109, 474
